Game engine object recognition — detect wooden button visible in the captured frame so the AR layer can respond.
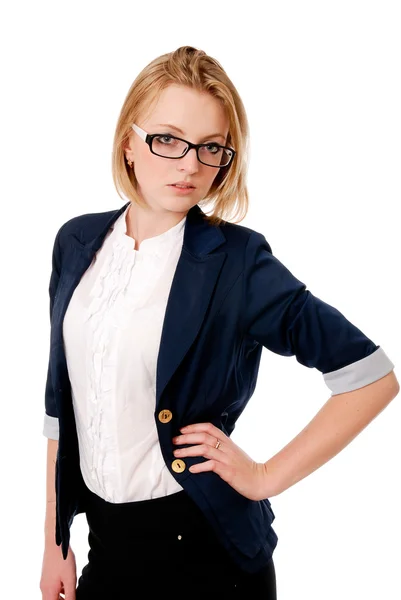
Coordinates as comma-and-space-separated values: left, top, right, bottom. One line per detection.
171, 459, 186, 473
158, 409, 173, 423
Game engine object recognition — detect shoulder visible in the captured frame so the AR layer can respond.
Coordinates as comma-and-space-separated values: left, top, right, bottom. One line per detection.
219, 219, 273, 256
54, 203, 128, 248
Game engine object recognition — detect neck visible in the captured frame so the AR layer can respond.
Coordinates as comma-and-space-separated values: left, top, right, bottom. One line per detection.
125, 202, 187, 249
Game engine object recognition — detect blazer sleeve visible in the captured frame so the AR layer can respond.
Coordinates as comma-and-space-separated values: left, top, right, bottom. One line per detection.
241, 230, 395, 395
42, 223, 66, 440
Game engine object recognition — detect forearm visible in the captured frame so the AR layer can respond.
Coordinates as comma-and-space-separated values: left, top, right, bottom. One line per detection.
45, 438, 58, 544
265, 370, 399, 497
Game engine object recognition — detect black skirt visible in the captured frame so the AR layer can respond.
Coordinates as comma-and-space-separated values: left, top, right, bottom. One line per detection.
76, 481, 277, 599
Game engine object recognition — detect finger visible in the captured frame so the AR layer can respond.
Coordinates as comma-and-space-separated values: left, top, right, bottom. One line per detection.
174, 432, 226, 450
64, 582, 77, 600
175, 443, 230, 464
189, 459, 228, 479
180, 422, 225, 439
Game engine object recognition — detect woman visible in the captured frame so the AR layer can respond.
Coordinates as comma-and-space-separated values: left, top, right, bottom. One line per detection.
40, 46, 398, 599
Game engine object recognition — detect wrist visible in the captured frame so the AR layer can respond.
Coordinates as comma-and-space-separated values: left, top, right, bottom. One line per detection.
44, 511, 57, 542
262, 458, 284, 498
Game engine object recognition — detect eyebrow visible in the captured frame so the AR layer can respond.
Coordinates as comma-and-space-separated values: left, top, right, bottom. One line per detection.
154, 123, 226, 142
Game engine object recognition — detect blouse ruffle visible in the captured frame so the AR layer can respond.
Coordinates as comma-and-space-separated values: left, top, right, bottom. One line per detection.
82, 204, 186, 498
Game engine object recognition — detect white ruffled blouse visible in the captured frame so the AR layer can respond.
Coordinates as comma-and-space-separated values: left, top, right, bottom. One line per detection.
61, 203, 186, 502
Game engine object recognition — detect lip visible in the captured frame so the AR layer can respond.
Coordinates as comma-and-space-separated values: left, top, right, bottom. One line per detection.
169, 181, 196, 188
168, 184, 196, 195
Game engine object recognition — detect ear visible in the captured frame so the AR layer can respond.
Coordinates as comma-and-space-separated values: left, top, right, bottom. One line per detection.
122, 130, 134, 153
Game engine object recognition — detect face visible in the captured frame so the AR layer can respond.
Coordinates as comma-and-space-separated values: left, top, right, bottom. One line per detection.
124, 84, 230, 216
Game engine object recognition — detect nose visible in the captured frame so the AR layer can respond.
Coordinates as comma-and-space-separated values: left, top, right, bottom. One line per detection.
178, 147, 200, 173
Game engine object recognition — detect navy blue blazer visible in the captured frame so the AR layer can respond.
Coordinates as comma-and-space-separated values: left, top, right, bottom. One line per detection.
45, 200, 394, 573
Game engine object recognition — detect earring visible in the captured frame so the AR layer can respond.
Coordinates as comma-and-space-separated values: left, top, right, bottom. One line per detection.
126, 157, 133, 168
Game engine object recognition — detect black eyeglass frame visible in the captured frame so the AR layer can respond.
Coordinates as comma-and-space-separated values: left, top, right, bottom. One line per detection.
131, 123, 236, 169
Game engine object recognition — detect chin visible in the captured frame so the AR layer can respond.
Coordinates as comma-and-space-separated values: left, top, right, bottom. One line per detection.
160, 196, 199, 213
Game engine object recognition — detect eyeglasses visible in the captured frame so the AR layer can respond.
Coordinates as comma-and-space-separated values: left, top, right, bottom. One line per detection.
131, 123, 236, 168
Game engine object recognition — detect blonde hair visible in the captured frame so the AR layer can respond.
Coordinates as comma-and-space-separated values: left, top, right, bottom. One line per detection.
111, 46, 250, 227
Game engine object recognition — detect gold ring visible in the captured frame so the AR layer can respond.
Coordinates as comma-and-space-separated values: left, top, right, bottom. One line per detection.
215, 439, 221, 449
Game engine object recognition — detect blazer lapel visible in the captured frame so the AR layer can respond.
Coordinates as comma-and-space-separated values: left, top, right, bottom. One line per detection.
155, 204, 227, 405
156, 242, 226, 407
50, 204, 128, 355
52, 202, 227, 409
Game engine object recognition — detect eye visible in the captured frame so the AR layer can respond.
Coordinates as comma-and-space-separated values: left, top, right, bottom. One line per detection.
156, 135, 175, 144
204, 143, 221, 154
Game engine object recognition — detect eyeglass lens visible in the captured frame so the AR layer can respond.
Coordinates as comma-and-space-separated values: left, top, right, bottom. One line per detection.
151, 135, 233, 167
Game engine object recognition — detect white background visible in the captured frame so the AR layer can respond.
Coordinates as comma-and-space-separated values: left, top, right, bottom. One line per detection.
1, 1, 400, 598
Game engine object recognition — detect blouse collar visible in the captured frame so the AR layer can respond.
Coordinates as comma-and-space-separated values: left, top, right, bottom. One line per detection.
111, 203, 187, 255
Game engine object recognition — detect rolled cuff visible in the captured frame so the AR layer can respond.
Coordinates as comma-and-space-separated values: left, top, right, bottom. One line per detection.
43, 413, 59, 440
323, 346, 395, 395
